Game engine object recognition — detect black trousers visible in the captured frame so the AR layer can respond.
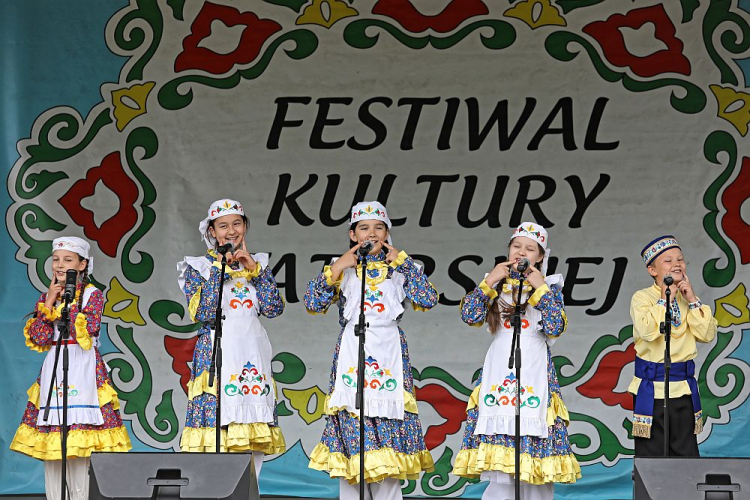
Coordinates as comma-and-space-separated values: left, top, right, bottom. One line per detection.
633, 394, 700, 457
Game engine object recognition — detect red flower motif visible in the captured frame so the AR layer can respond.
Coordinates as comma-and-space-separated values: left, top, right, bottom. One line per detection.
164, 335, 199, 394
372, 0, 489, 34
415, 382, 467, 450
577, 343, 635, 411
582, 5, 690, 78
58, 152, 139, 258
721, 157, 750, 264
175, 2, 282, 75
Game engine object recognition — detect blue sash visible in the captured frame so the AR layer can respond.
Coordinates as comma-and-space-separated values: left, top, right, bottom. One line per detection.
634, 357, 702, 419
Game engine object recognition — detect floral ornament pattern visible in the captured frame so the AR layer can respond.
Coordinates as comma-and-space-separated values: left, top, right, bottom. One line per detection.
483, 372, 541, 409
710, 85, 750, 137
58, 152, 139, 258
341, 355, 398, 391
111, 82, 156, 131
296, 0, 358, 29
371, 0, 489, 34
582, 5, 691, 78
225, 362, 271, 397
504, 0, 566, 30
174, 2, 282, 75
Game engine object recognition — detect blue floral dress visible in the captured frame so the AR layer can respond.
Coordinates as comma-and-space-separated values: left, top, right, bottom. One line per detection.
452, 271, 580, 484
305, 250, 437, 484
179, 250, 285, 454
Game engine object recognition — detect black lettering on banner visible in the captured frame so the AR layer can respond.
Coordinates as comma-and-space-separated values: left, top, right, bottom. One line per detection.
437, 98, 460, 150
442, 255, 483, 306
509, 175, 555, 227
348, 97, 393, 150
416, 174, 460, 227
398, 97, 440, 150
267, 174, 317, 226
376, 174, 406, 227
584, 97, 619, 150
527, 97, 576, 151
466, 97, 537, 151
587, 257, 627, 316
457, 175, 508, 228
566, 174, 611, 228
267, 97, 311, 149
310, 97, 353, 149
562, 257, 601, 307
271, 253, 298, 303
320, 174, 373, 226
311, 254, 340, 272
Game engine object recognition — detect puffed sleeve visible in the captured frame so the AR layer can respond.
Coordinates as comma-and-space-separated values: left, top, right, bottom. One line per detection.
24, 293, 57, 352
184, 264, 224, 328
303, 266, 341, 314
460, 280, 496, 327
529, 283, 568, 337
391, 252, 438, 311
74, 288, 104, 350
251, 265, 285, 319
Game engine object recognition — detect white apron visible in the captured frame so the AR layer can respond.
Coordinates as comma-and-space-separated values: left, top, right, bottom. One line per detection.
179, 253, 277, 426
475, 275, 563, 439
38, 286, 103, 427
328, 260, 406, 420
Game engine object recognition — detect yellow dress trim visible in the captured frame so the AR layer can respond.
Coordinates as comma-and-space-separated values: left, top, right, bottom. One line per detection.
528, 284, 550, 307
309, 442, 434, 484
74, 313, 92, 351
27, 381, 121, 411
324, 391, 419, 415
188, 287, 202, 322
388, 250, 409, 269
10, 423, 132, 461
452, 442, 581, 484
324, 265, 343, 289
412, 302, 431, 312
38, 302, 61, 322
466, 385, 569, 426
478, 279, 499, 300
188, 370, 217, 398
24, 317, 50, 353
180, 424, 285, 455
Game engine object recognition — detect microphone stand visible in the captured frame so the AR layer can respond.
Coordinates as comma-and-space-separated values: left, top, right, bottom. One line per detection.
208, 250, 229, 453
659, 277, 674, 457
507, 268, 525, 500
42, 289, 74, 500
354, 250, 369, 500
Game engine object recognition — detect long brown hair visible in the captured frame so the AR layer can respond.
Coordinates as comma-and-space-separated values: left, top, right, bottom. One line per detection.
486, 242, 545, 334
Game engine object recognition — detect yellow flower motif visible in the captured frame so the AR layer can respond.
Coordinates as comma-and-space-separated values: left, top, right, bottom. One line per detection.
283, 386, 327, 424
296, 0, 358, 29
104, 277, 146, 325
526, 386, 535, 395
111, 82, 156, 132
710, 85, 750, 137
504, 0, 566, 30
230, 374, 238, 382
714, 283, 750, 328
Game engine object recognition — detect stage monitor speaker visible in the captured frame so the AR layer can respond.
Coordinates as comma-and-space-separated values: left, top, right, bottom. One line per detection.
634, 457, 750, 500
89, 452, 258, 500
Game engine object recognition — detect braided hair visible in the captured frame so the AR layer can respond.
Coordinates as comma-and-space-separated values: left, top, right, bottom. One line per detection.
76, 266, 89, 313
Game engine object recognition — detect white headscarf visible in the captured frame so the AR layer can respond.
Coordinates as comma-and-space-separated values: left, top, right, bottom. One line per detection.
52, 236, 94, 273
511, 222, 550, 275
199, 199, 245, 248
350, 201, 393, 245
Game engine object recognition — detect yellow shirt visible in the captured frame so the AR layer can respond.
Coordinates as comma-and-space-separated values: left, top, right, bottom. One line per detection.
628, 283, 717, 399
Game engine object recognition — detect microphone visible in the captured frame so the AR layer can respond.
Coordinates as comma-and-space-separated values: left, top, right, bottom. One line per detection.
358, 240, 374, 257
216, 242, 234, 255
663, 274, 674, 286
517, 258, 530, 273
63, 268, 78, 302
